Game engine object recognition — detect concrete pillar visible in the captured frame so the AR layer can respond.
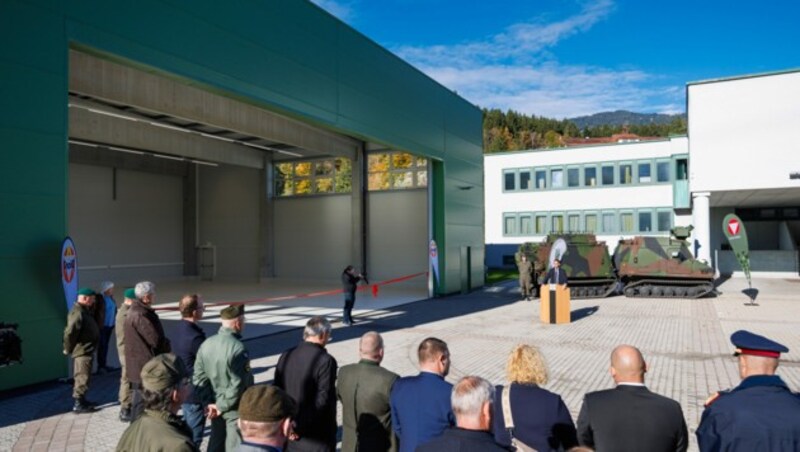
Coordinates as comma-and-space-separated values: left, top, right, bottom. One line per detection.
261, 155, 275, 278
692, 192, 712, 264
351, 145, 366, 273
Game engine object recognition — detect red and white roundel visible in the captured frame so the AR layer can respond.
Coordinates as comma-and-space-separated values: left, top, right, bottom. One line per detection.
727, 218, 740, 237
429, 240, 438, 259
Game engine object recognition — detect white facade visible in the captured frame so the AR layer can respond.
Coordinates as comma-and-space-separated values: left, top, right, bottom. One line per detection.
484, 137, 692, 267
688, 70, 800, 274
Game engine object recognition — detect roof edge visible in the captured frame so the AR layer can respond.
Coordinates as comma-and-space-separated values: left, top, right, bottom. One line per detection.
687, 67, 800, 87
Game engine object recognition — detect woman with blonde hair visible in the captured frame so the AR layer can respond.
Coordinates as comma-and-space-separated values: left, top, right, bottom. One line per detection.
492, 344, 577, 451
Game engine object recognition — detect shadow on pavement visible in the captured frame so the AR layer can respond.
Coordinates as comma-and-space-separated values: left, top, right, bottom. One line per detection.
0, 281, 521, 429
571, 306, 599, 322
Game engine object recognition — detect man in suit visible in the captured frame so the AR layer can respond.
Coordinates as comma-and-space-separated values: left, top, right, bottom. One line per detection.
542, 259, 568, 286
275, 316, 338, 451
337, 331, 399, 452
417, 376, 509, 452
576, 345, 688, 452
696, 330, 800, 451
390, 337, 455, 452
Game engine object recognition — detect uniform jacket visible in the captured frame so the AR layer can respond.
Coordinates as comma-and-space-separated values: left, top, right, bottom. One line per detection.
275, 340, 338, 451
63, 302, 100, 358
337, 359, 399, 452
193, 326, 253, 419
696, 375, 800, 452
237, 441, 282, 451
416, 427, 510, 452
115, 302, 130, 366
390, 372, 455, 452
116, 409, 198, 452
576, 384, 688, 452
124, 299, 171, 384
543, 268, 568, 285
492, 383, 577, 451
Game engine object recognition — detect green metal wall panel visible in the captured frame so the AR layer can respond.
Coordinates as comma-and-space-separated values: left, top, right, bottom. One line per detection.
0, 0, 483, 389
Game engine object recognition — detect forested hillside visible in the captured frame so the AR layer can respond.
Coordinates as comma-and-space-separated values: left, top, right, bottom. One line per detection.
483, 108, 688, 152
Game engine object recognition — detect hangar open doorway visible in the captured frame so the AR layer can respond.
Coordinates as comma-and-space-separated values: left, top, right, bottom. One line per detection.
67, 50, 431, 313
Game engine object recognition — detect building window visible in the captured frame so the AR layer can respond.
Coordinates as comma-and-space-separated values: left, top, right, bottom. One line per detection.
619, 164, 633, 185
602, 213, 616, 233
656, 161, 670, 182
567, 168, 580, 187
638, 211, 652, 232
503, 171, 516, 191
602, 165, 615, 185
552, 215, 564, 233
368, 152, 427, 191
551, 169, 564, 188
520, 215, 532, 235
657, 211, 672, 231
585, 214, 598, 233
638, 163, 652, 183
676, 158, 688, 180
568, 214, 580, 232
275, 158, 352, 197
535, 170, 547, 189
519, 170, 531, 190
584, 167, 597, 186
504, 214, 516, 236
620, 212, 634, 232
535, 215, 547, 234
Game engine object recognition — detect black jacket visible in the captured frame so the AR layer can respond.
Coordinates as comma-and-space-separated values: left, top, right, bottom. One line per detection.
275, 341, 338, 451
417, 427, 510, 452
342, 271, 361, 295
543, 268, 568, 285
577, 384, 688, 452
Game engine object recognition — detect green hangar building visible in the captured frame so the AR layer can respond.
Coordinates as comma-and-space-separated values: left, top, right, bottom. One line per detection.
0, 0, 484, 390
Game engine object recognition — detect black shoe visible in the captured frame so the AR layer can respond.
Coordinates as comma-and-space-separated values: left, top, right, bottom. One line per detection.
119, 407, 132, 422
73, 398, 97, 414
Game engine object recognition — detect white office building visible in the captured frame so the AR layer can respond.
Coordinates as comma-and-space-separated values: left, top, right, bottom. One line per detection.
485, 69, 800, 276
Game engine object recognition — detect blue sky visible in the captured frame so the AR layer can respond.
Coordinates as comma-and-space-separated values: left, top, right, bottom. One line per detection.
311, 0, 800, 118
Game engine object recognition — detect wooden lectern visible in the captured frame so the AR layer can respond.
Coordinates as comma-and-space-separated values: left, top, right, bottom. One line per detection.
540, 284, 571, 324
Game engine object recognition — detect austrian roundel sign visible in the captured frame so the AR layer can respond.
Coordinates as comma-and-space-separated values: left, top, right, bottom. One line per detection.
61, 237, 79, 311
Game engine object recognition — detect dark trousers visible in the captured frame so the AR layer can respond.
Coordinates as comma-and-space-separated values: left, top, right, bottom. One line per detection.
343, 292, 356, 323
97, 325, 114, 369
182, 402, 206, 447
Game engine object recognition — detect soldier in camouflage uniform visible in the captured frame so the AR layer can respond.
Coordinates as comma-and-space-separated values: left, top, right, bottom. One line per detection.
517, 254, 534, 301
63, 287, 100, 413
193, 304, 254, 452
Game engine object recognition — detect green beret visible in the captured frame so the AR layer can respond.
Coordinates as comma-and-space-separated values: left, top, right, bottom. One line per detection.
220, 304, 244, 320
239, 384, 297, 423
77, 288, 95, 296
124, 288, 136, 299
140, 353, 188, 392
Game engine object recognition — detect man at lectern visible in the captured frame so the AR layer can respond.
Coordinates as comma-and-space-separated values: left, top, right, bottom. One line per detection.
543, 259, 569, 286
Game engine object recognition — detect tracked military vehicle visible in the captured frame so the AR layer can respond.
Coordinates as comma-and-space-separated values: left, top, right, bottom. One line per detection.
518, 234, 616, 299
613, 226, 715, 298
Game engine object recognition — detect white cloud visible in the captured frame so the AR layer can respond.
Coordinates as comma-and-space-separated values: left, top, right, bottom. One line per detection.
310, 0, 355, 22
390, 0, 683, 118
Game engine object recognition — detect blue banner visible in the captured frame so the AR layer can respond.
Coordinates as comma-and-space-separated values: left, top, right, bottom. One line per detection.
61, 237, 78, 311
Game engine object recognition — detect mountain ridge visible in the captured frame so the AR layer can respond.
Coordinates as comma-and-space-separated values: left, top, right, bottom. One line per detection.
570, 110, 686, 129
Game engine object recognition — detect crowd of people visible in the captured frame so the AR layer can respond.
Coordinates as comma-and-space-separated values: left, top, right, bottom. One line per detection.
62, 280, 800, 451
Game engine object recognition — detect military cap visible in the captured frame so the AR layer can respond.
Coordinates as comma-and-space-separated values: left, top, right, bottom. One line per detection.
77, 288, 95, 296
239, 384, 297, 423
124, 288, 136, 299
141, 353, 188, 392
731, 330, 789, 358
220, 304, 245, 319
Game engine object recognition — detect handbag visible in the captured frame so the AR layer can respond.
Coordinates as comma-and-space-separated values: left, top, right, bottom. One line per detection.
501, 385, 538, 452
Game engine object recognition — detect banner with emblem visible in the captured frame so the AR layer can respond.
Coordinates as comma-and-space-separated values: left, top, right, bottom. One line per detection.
429, 240, 440, 287
722, 214, 751, 289
61, 237, 79, 311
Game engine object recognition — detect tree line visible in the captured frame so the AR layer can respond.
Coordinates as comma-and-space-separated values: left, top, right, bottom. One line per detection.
483, 108, 688, 153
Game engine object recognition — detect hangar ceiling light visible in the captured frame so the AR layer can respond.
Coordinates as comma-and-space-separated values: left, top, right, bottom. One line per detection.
68, 139, 219, 167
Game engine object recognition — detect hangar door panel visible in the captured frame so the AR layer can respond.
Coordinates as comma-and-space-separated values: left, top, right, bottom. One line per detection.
368, 190, 427, 283
69, 163, 183, 284
274, 196, 353, 279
